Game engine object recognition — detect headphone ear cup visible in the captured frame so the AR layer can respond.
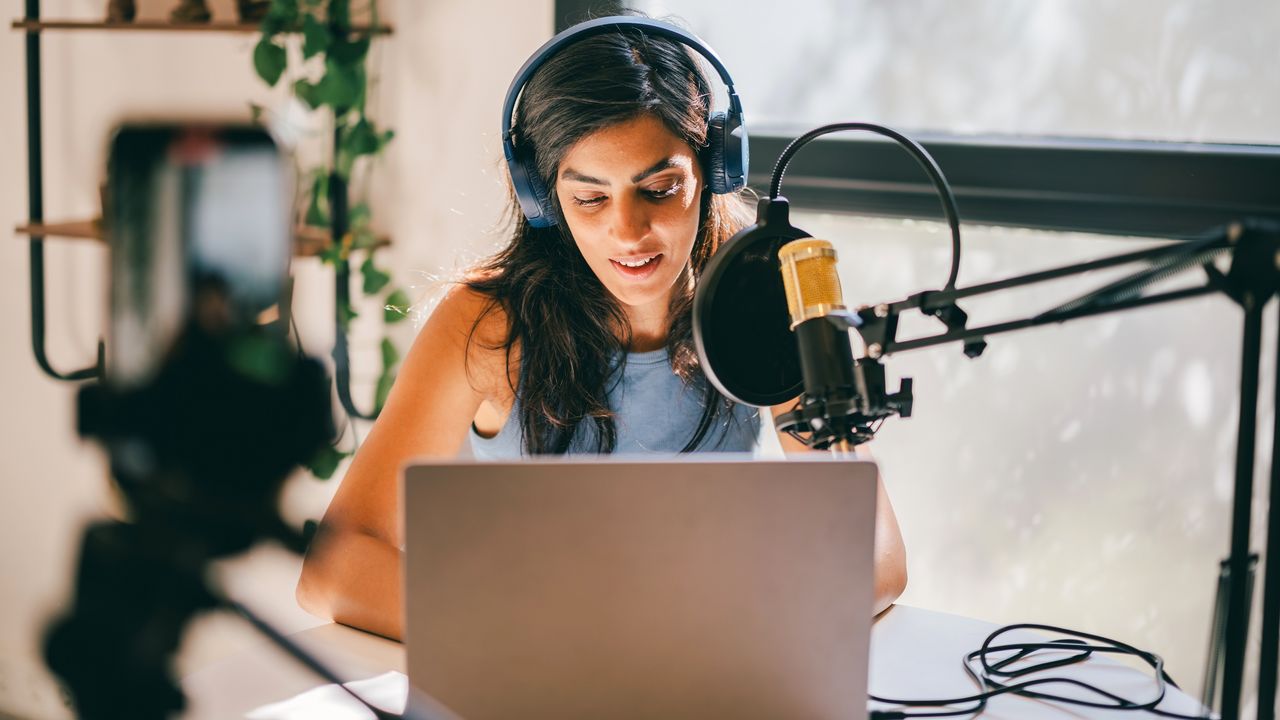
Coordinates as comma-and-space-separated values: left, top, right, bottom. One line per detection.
510, 141, 558, 228
704, 112, 731, 194
524, 153, 556, 227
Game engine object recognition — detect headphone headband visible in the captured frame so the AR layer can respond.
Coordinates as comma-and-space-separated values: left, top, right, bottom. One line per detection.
501, 16, 748, 228
501, 16, 740, 143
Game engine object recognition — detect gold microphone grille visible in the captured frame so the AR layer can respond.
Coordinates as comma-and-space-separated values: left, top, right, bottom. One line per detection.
778, 239, 845, 328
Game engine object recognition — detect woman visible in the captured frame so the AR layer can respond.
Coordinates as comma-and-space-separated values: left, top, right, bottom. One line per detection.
296, 17, 907, 641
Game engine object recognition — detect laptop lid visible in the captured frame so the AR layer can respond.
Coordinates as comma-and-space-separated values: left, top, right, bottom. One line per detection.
402, 455, 876, 720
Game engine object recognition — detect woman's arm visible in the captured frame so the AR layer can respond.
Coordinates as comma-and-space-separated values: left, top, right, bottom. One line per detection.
770, 401, 908, 615
296, 286, 506, 640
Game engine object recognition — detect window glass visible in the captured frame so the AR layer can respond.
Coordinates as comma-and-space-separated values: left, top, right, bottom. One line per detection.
790, 211, 1251, 702
633, 0, 1280, 144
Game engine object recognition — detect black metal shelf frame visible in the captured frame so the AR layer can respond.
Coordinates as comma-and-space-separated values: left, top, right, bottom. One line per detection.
23, 0, 103, 381
17, 0, 394, 424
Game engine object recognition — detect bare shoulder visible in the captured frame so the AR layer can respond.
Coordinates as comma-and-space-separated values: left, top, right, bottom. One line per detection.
410, 283, 514, 400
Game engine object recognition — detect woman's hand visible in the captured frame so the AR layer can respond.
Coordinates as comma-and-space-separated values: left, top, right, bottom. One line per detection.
771, 402, 908, 615
296, 287, 508, 639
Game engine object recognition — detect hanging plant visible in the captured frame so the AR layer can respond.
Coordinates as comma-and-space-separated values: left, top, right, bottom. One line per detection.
252, 0, 404, 477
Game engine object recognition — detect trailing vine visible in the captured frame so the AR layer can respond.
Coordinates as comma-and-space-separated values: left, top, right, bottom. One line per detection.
252, 0, 403, 477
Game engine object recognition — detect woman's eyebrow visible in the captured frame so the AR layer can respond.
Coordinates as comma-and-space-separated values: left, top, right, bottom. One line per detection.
631, 156, 682, 183
560, 156, 685, 186
561, 168, 606, 185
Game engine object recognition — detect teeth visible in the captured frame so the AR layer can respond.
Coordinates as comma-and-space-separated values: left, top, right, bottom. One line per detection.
616, 256, 656, 268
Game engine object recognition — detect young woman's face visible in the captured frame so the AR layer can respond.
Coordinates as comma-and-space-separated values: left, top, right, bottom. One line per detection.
556, 113, 704, 313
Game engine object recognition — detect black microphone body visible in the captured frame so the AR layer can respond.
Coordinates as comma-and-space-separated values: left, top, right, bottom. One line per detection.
792, 316, 861, 450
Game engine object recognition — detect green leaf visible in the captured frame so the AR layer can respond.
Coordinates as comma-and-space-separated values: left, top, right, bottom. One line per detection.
360, 255, 391, 294
375, 339, 401, 412
339, 299, 359, 329
248, 102, 266, 123
351, 227, 377, 250
329, 35, 370, 64
227, 335, 290, 384
305, 172, 329, 227
260, 17, 283, 36
330, 0, 352, 29
384, 288, 410, 324
293, 77, 324, 110
318, 241, 344, 265
374, 366, 395, 413
306, 445, 350, 480
315, 57, 361, 111
253, 39, 287, 87
344, 118, 380, 157
270, 0, 298, 19
380, 337, 400, 370
301, 13, 329, 59
261, 0, 297, 32
377, 128, 395, 151
348, 202, 371, 228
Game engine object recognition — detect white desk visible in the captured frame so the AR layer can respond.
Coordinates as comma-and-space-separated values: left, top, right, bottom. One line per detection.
183, 605, 1208, 719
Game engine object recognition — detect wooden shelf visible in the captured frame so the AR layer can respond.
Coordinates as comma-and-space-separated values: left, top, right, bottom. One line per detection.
294, 224, 392, 256
15, 219, 101, 240
16, 218, 390, 257
11, 19, 392, 35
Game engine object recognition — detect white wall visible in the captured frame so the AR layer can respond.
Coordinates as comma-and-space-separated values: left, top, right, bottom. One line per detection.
0, 1, 550, 717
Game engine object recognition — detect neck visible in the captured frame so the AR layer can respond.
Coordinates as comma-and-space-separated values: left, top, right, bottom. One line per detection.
623, 294, 670, 353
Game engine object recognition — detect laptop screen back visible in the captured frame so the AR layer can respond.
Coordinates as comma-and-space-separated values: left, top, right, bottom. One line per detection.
402, 455, 876, 720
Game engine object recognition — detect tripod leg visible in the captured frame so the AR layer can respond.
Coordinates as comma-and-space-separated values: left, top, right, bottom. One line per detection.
1219, 300, 1265, 720
1203, 559, 1231, 711
1255, 305, 1280, 720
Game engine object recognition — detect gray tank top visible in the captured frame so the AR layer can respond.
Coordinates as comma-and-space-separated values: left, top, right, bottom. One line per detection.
469, 348, 761, 458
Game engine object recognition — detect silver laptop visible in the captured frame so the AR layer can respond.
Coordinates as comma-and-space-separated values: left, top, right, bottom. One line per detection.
402, 455, 877, 720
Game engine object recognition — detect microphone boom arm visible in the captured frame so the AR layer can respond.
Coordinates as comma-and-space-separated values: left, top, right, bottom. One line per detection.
836, 218, 1279, 720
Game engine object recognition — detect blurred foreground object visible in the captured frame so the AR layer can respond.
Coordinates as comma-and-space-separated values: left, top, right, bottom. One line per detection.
43, 125, 333, 719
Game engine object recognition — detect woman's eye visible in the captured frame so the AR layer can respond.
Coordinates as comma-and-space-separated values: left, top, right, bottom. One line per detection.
570, 181, 681, 208
645, 182, 681, 199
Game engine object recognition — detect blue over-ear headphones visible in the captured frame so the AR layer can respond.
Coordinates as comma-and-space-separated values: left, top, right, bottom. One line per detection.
501, 16, 749, 229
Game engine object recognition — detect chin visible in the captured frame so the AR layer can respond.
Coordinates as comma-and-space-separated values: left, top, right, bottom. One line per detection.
610, 285, 669, 308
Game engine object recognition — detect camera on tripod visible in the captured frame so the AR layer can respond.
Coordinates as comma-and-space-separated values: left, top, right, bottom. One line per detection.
43, 123, 334, 719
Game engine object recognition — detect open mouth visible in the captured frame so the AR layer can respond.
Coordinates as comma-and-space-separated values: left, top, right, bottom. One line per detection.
610, 253, 663, 279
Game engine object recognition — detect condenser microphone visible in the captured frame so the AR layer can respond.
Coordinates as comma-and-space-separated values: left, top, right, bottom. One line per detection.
692, 196, 910, 450
778, 239, 861, 393
776, 239, 868, 453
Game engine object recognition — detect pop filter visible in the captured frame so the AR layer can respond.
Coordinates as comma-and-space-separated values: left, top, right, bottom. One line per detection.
693, 196, 812, 406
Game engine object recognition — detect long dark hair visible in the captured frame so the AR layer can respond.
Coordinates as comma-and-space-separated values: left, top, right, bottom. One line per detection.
466, 23, 753, 455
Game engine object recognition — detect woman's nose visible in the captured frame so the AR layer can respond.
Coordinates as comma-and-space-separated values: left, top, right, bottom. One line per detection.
609, 193, 650, 244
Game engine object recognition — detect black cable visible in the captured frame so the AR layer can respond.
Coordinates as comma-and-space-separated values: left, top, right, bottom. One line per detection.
767, 122, 963, 291
869, 622, 1217, 720
290, 312, 307, 359
288, 309, 362, 458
